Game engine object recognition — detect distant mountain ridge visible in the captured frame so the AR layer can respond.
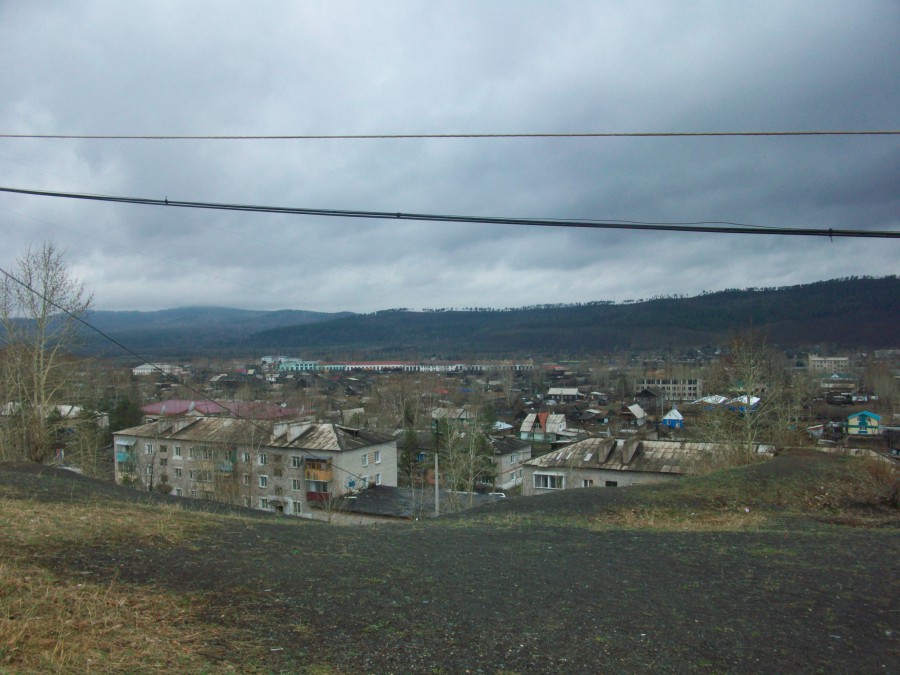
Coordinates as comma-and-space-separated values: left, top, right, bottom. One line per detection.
82, 306, 354, 355
80, 277, 899, 357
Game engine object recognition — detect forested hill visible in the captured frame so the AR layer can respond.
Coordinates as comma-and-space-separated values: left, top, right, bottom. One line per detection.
247, 277, 899, 356
81, 307, 353, 355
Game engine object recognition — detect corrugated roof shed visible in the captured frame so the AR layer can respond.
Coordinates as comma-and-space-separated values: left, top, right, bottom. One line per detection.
525, 437, 716, 475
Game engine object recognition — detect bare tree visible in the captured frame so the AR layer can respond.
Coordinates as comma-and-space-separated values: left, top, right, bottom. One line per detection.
694, 330, 798, 466
0, 241, 93, 462
438, 405, 496, 508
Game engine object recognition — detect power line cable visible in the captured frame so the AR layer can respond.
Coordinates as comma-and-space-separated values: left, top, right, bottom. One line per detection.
1, 185, 897, 239
1, 130, 898, 140
0, 153, 500, 315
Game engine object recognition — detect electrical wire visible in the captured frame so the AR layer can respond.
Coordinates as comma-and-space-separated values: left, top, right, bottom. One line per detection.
1, 185, 897, 238
1, 131, 898, 140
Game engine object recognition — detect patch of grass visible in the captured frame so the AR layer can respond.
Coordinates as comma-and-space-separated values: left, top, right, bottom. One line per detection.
748, 545, 798, 557
613, 453, 900, 529
0, 560, 260, 672
0, 497, 272, 672
590, 505, 765, 531
300, 666, 342, 675
468, 451, 899, 533
1, 497, 200, 551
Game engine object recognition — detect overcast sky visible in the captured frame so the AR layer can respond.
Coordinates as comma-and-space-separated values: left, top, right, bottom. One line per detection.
1, 1, 897, 314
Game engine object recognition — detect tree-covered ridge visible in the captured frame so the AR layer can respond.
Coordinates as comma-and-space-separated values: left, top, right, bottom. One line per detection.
249, 276, 899, 354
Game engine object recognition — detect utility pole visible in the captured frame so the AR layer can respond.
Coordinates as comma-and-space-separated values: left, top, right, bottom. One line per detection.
432, 418, 441, 516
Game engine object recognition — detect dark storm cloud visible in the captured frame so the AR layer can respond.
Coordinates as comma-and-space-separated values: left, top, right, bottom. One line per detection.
0, 1, 897, 312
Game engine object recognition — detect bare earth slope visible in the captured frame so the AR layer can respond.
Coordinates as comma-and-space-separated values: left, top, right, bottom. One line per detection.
1, 453, 897, 673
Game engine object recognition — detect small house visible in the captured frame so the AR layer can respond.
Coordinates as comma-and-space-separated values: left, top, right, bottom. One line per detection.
844, 411, 881, 436
661, 408, 684, 429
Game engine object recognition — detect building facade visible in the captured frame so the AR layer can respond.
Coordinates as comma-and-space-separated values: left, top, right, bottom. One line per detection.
808, 354, 851, 374
522, 437, 715, 495
636, 377, 703, 401
113, 417, 397, 515
489, 436, 533, 490
844, 411, 881, 436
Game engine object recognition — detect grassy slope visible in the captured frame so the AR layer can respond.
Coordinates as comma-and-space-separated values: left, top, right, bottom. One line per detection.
1, 450, 897, 673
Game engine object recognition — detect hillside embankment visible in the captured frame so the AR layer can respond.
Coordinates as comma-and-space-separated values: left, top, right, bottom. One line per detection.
1, 450, 897, 673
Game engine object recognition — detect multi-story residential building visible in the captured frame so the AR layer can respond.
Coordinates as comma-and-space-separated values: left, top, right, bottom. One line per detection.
132, 362, 181, 376
268, 359, 534, 374
636, 377, 703, 401
113, 417, 397, 515
488, 436, 533, 490
277, 359, 320, 372
808, 354, 851, 374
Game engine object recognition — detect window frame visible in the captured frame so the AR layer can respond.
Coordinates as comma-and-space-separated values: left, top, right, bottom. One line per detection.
534, 473, 565, 490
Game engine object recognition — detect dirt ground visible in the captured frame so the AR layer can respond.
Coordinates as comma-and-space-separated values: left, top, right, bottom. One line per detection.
2, 460, 898, 673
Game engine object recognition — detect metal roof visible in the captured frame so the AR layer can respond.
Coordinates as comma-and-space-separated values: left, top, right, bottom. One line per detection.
525, 437, 717, 475
114, 417, 393, 452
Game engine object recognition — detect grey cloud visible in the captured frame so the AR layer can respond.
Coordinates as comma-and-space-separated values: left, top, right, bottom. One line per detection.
0, 1, 897, 314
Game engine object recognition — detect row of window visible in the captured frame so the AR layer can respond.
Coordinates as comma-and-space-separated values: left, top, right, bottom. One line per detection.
639, 379, 700, 386
256, 498, 305, 515
246, 474, 382, 490
143, 443, 311, 469
147, 466, 213, 482
532, 474, 618, 489
144, 443, 215, 460
361, 450, 382, 467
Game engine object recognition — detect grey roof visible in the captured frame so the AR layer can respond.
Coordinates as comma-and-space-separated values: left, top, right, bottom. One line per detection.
335, 485, 505, 519
520, 412, 567, 434
115, 417, 393, 452
488, 436, 532, 456
525, 437, 716, 475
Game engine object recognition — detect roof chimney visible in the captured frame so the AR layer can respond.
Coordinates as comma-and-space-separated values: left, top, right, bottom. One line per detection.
622, 439, 640, 465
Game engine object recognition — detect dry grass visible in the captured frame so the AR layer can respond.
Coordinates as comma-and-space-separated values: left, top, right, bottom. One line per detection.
0, 497, 267, 673
1, 497, 203, 550
589, 505, 766, 531
596, 454, 900, 531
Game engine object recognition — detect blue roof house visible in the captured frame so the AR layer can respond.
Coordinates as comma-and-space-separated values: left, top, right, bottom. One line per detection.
661, 408, 684, 429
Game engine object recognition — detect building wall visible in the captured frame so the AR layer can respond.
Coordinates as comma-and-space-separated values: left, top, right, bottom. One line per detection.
113, 433, 398, 515
846, 414, 879, 436
331, 441, 398, 493
522, 464, 677, 495
808, 355, 850, 373
278, 360, 319, 372
493, 446, 533, 490
637, 378, 703, 401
